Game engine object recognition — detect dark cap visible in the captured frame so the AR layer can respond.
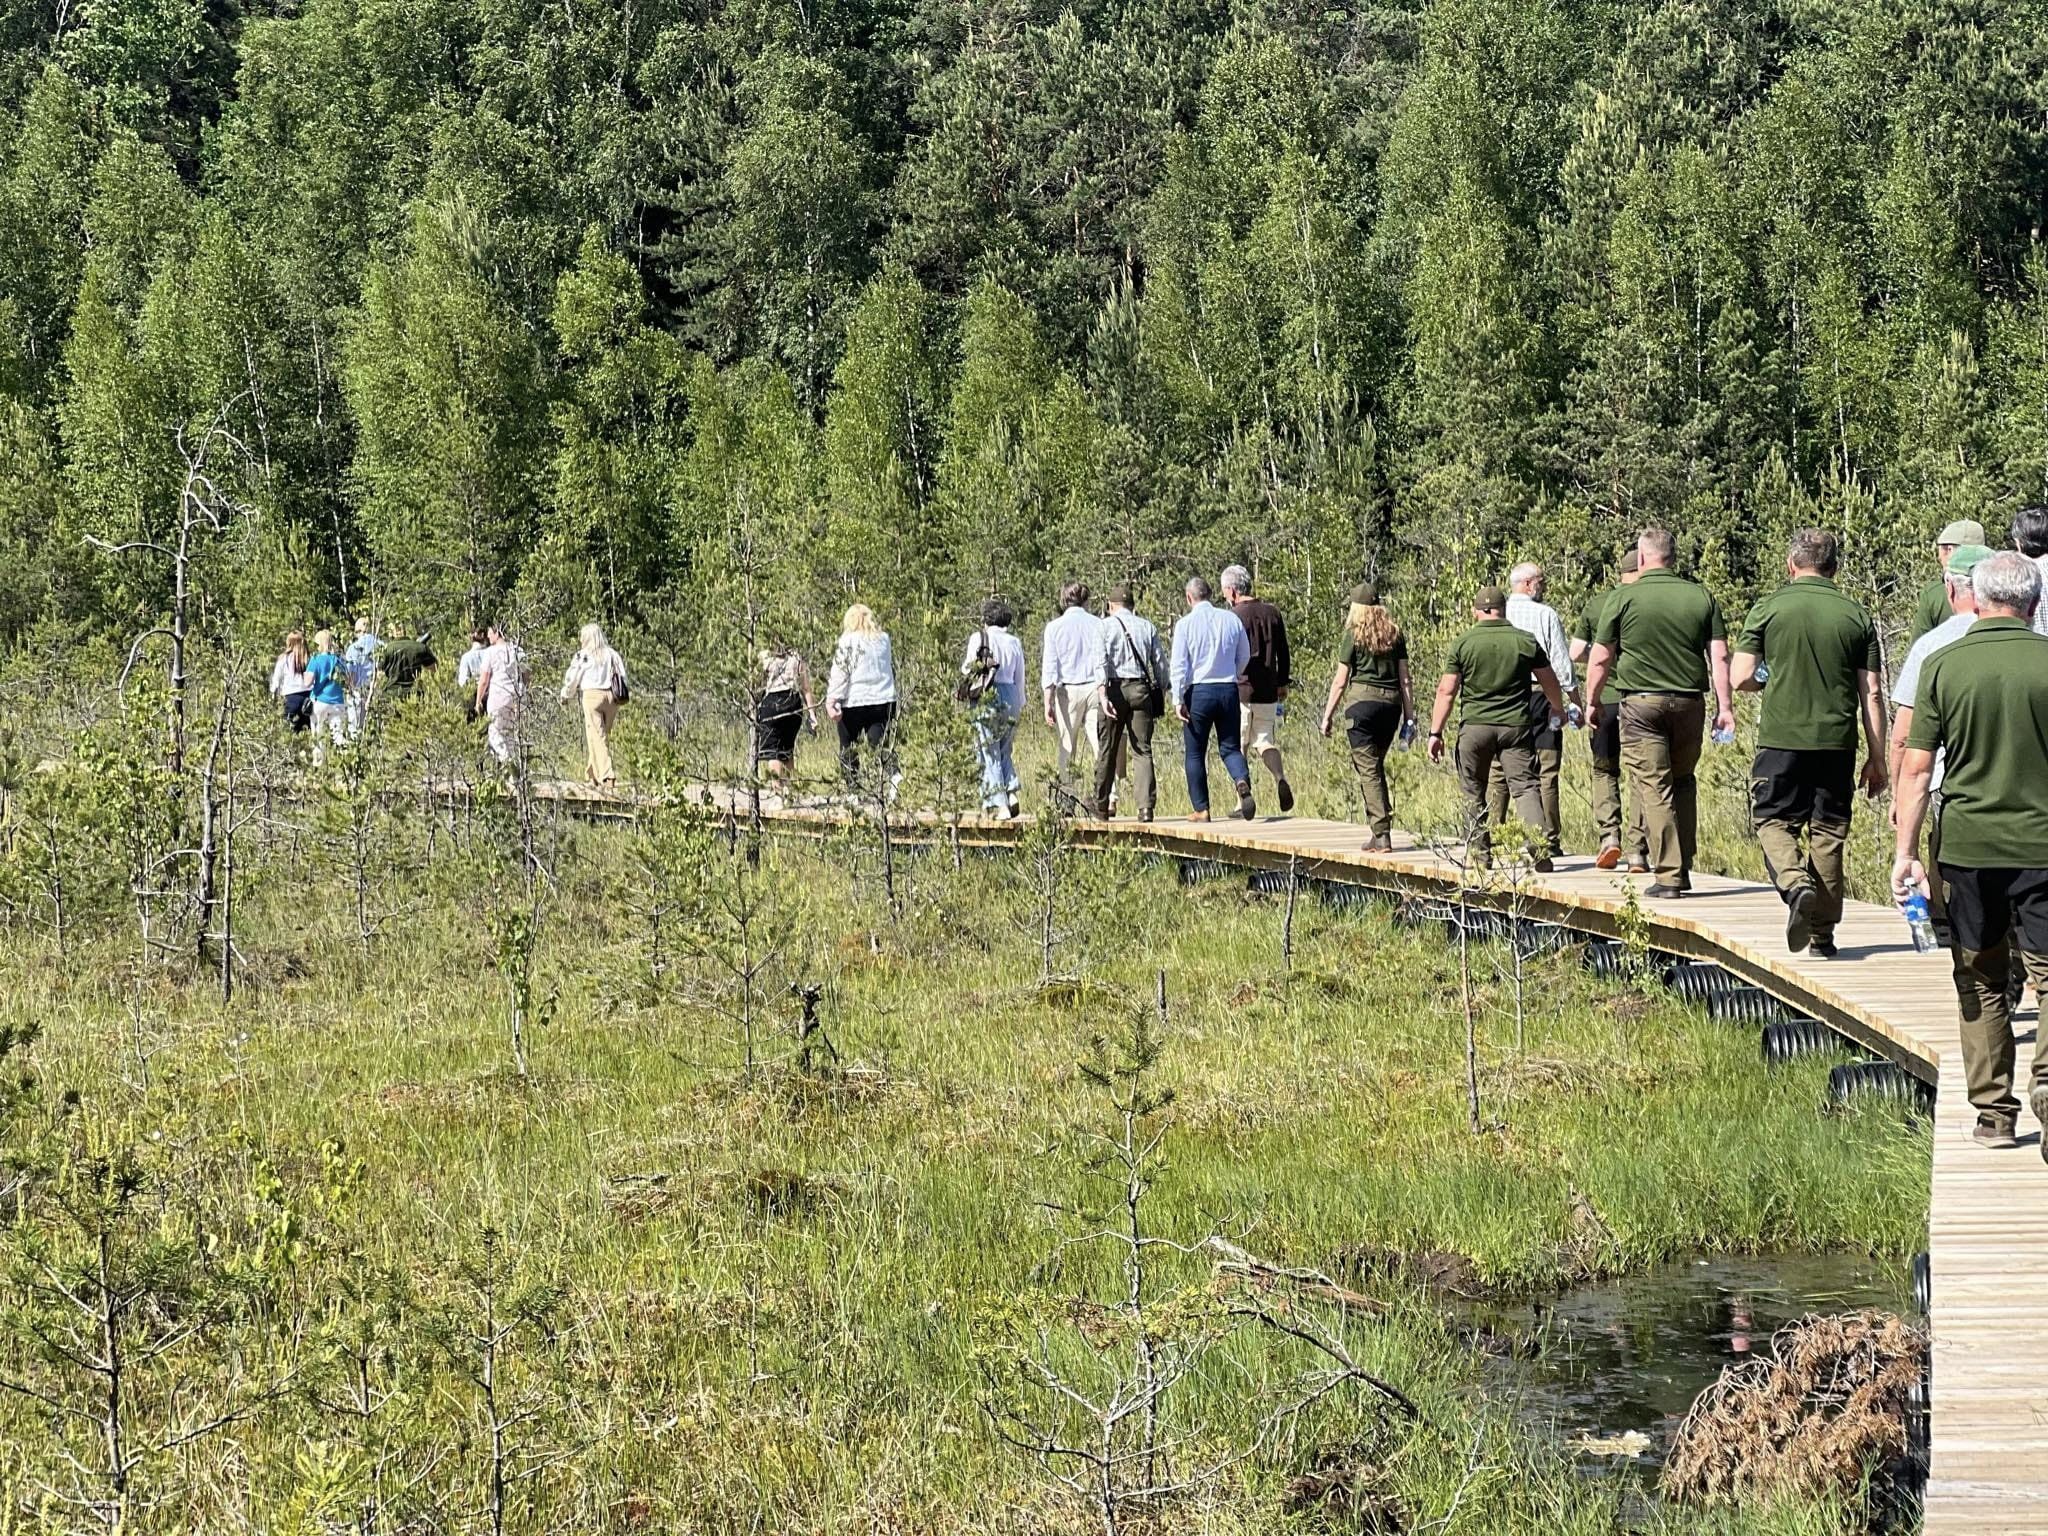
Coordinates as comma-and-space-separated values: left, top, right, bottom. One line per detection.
1475, 585, 1507, 613
1620, 549, 1639, 574
1349, 581, 1379, 606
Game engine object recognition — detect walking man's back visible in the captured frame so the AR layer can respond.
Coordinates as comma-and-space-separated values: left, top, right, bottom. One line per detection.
1221, 564, 1295, 813
1733, 529, 1886, 957
1893, 550, 2048, 1154
1583, 527, 1734, 898
1170, 575, 1253, 821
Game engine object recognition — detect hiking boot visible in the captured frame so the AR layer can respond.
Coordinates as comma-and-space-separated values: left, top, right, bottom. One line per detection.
1594, 844, 1621, 871
1973, 1113, 2020, 1150
1785, 885, 1817, 955
1644, 883, 1684, 899
1276, 778, 1295, 813
1186, 810, 1211, 823
1808, 938, 1838, 960
1365, 833, 1394, 853
2031, 1087, 2048, 1158
1533, 857, 1555, 874
1626, 859, 1651, 875
1234, 779, 1257, 820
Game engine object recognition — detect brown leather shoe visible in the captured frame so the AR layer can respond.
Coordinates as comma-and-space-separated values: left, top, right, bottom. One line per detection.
1187, 810, 1211, 823
1594, 844, 1621, 870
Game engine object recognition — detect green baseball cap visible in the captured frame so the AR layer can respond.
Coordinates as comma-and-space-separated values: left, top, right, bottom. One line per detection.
1946, 543, 1994, 577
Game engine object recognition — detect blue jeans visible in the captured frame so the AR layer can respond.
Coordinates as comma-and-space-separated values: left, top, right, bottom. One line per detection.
1181, 683, 1248, 813
975, 704, 1020, 811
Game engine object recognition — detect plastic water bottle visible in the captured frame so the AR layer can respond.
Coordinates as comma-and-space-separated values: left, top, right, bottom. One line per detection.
1398, 718, 1416, 751
1902, 891, 1939, 953
1566, 704, 1582, 729
1710, 724, 1735, 747
1755, 663, 1770, 684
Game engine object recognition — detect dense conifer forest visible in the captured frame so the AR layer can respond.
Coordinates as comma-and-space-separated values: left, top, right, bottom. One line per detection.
1, 0, 2045, 659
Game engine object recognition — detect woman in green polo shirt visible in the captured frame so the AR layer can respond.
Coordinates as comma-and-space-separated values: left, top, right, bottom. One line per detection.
1320, 582, 1414, 851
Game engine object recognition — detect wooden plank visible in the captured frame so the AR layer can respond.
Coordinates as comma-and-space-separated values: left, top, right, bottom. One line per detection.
542, 783, 2047, 1529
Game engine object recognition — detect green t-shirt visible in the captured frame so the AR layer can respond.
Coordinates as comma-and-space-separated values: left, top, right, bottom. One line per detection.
1571, 590, 1611, 647
1907, 578, 1950, 648
1336, 627, 1407, 696
1734, 576, 1880, 752
1446, 619, 1545, 727
1904, 617, 2048, 867
1594, 569, 1725, 694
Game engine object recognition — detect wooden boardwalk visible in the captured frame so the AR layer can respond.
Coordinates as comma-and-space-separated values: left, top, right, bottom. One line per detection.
565, 784, 2048, 1530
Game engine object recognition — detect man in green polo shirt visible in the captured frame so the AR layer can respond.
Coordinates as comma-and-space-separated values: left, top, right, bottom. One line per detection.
1570, 549, 1643, 870
1427, 586, 1567, 872
1733, 529, 1887, 957
1893, 551, 2048, 1153
1583, 528, 1734, 898
1907, 518, 1984, 647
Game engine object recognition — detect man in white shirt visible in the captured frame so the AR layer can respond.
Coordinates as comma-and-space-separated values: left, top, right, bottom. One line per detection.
1890, 543, 1989, 947
1041, 581, 1106, 811
1489, 562, 1577, 856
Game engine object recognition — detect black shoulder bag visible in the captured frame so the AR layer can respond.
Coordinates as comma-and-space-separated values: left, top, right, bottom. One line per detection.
955, 626, 997, 704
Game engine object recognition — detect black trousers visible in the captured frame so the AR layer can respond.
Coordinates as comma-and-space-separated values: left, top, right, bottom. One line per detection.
836, 701, 896, 784
1941, 865, 2048, 1119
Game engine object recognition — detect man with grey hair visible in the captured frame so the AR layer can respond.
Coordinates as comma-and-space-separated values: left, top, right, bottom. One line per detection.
1889, 543, 1992, 947
1220, 564, 1295, 813
1894, 549, 2048, 1153
1487, 560, 1575, 856
1171, 574, 1254, 820
1732, 529, 1886, 957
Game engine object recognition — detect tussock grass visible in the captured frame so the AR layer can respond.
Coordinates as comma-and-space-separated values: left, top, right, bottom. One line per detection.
0, 802, 1924, 1533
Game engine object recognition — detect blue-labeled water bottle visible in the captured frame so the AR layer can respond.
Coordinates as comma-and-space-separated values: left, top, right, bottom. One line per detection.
1398, 717, 1417, 751
1755, 663, 1770, 684
1902, 890, 1938, 953
1710, 724, 1736, 747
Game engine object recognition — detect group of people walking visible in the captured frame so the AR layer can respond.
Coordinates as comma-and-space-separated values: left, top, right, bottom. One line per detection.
954, 568, 1302, 822
269, 617, 629, 784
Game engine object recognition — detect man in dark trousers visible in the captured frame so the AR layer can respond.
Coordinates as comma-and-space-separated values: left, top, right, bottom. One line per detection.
1732, 529, 1887, 957
1221, 564, 1295, 813
1095, 585, 1167, 822
1570, 549, 1642, 869
1427, 586, 1567, 873
1893, 551, 2048, 1154
1583, 527, 1734, 899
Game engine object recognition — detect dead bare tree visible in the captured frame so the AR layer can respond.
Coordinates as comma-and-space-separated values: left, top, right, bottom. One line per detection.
983, 974, 1413, 1535
87, 399, 258, 777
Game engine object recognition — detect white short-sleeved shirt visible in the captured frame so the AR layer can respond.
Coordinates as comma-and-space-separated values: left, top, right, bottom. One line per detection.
1892, 611, 1974, 790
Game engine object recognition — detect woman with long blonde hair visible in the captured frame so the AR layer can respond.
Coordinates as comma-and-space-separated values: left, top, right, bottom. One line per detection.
305, 628, 349, 765
825, 602, 897, 788
560, 621, 629, 787
270, 630, 313, 733
1319, 582, 1414, 851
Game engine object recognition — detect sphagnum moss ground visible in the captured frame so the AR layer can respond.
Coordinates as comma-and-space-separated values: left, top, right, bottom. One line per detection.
0, 816, 1925, 1534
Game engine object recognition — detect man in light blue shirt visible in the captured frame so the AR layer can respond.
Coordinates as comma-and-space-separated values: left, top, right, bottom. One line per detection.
1170, 575, 1254, 820
342, 617, 383, 738
1041, 581, 1106, 808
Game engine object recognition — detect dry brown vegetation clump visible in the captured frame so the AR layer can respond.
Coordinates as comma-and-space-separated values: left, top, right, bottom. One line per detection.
1662, 1310, 1927, 1509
